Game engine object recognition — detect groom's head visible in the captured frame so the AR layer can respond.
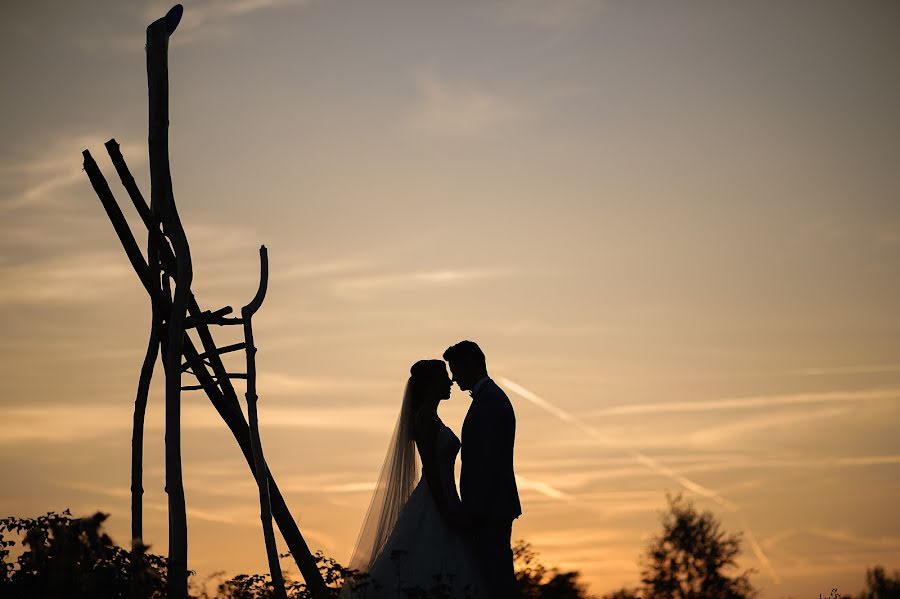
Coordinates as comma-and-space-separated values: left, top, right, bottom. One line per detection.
443, 340, 487, 392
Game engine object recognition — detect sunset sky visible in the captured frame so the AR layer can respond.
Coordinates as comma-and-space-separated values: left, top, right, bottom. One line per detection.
2, 1, 900, 597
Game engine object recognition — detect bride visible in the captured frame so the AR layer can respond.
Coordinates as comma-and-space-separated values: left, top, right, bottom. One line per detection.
341, 359, 489, 598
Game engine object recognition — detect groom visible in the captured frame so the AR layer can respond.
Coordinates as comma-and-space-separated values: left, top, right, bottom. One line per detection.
444, 340, 522, 599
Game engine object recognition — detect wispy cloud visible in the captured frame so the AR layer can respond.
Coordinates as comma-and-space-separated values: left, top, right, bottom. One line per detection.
526, 527, 641, 549
829, 454, 900, 466
272, 258, 370, 281
0, 135, 144, 212
497, 375, 781, 583
0, 402, 399, 444
153, 0, 313, 47
498, 377, 740, 508
516, 474, 574, 501
60, 481, 254, 525
258, 372, 395, 397
73, 0, 314, 53
762, 527, 900, 557
495, 0, 606, 29
405, 72, 527, 137
525, 453, 900, 482
687, 406, 852, 447
787, 364, 900, 376
591, 387, 900, 417
805, 528, 900, 550
0, 249, 134, 306
332, 267, 506, 299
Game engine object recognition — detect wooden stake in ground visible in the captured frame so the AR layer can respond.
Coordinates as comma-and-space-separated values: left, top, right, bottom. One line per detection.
146, 5, 190, 597
106, 134, 166, 564
242, 246, 288, 599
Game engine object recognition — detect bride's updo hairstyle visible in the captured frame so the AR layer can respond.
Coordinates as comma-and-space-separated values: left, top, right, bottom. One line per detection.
408, 359, 447, 418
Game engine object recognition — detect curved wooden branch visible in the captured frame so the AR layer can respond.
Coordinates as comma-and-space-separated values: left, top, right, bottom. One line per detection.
244, 246, 269, 317
241, 246, 287, 598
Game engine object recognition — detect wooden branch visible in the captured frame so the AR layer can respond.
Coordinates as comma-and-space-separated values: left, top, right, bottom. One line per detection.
147, 7, 189, 597
244, 246, 269, 316
181, 342, 247, 371
207, 306, 233, 318
82, 151, 156, 297
104, 139, 175, 273
185, 310, 243, 328
184, 372, 247, 383
131, 305, 160, 552
241, 246, 286, 598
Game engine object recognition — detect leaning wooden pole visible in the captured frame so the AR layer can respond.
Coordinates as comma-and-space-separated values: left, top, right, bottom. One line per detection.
109, 134, 164, 559
147, 5, 190, 597
131, 302, 160, 548
109, 137, 166, 559
242, 246, 288, 599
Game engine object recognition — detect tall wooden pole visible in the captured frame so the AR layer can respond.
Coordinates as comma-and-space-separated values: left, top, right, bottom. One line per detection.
242, 246, 288, 599
146, 5, 190, 597
130, 306, 159, 547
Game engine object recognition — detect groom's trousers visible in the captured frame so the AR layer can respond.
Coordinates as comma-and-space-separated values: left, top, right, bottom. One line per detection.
469, 519, 518, 599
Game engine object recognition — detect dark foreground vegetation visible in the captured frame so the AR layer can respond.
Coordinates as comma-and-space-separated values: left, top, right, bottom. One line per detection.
1, 494, 896, 598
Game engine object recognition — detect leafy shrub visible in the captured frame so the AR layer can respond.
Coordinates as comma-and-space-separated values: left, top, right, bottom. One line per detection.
0, 509, 167, 599
0, 510, 591, 598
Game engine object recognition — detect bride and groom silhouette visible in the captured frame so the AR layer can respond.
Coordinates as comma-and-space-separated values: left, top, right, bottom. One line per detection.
342, 341, 522, 598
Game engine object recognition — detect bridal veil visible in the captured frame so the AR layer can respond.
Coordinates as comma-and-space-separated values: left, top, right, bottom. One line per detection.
347, 379, 421, 572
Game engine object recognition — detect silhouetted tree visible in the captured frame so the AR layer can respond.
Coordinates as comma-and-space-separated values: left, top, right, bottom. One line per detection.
514, 540, 594, 598
638, 492, 757, 599
848, 566, 900, 599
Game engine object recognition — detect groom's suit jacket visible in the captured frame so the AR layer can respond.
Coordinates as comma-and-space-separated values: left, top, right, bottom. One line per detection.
461, 378, 522, 522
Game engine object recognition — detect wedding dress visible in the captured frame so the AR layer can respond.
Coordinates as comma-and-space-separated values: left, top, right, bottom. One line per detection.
345, 418, 488, 598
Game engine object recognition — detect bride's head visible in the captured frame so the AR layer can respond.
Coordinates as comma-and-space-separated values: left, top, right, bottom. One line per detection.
408, 359, 452, 415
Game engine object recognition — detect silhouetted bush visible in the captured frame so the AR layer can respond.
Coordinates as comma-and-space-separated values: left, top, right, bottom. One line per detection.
7, 505, 893, 598
0, 510, 591, 598
514, 541, 593, 598
0, 509, 167, 599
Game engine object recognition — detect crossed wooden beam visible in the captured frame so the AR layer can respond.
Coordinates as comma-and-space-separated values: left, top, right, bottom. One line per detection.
81, 5, 328, 599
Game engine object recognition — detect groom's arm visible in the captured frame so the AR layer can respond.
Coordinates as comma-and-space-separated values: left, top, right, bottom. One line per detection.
462, 405, 504, 525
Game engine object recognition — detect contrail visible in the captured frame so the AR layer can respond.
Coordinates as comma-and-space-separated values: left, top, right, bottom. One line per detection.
497, 375, 780, 584
594, 386, 900, 416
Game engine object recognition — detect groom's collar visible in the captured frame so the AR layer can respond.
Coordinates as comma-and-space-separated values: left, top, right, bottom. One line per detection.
469, 375, 491, 398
